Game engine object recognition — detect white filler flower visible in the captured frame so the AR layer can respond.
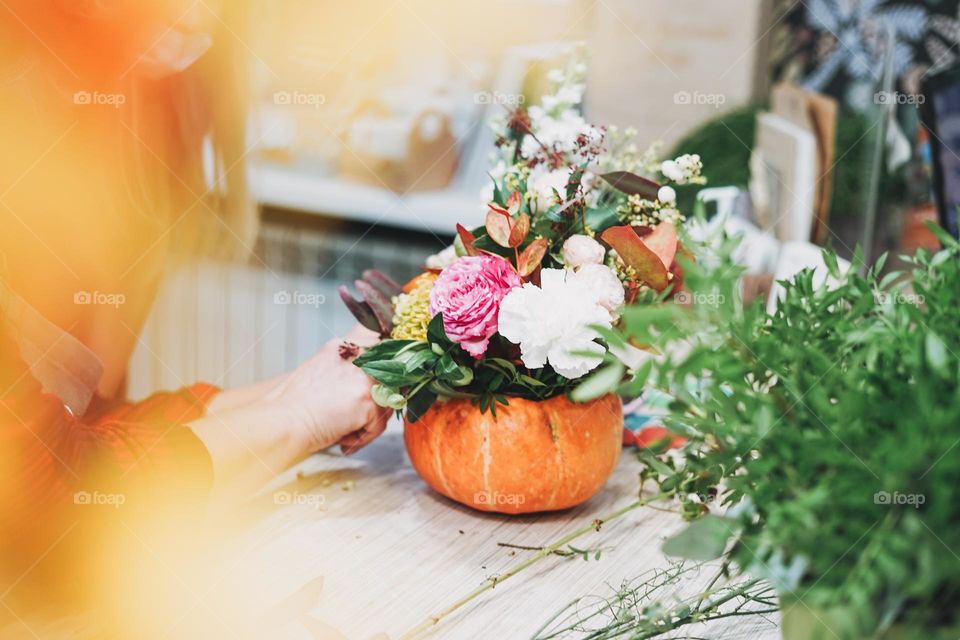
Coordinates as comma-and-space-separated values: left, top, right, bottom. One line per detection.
526, 165, 571, 212
498, 267, 622, 379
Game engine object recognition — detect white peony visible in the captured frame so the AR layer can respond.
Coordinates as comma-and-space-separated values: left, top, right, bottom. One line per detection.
562, 234, 605, 268
497, 267, 622, 379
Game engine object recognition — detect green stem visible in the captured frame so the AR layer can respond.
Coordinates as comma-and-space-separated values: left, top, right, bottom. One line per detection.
398, 493, 670, 640
496, 542, 576, 557
628, 577, 769, 640
403, 376, 434, 402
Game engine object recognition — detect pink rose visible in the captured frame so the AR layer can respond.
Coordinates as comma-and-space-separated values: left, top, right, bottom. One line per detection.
428, 255, 521, 358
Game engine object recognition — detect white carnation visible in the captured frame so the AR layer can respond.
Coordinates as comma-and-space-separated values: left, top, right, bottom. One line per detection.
497, 268, 619, 379
568, 264, 625, 314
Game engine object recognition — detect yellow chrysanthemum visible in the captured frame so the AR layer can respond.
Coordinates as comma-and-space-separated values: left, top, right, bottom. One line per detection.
391, 273, 436, 341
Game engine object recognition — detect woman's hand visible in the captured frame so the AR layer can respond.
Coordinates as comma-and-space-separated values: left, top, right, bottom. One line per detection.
191, 326, 390, 503
266, 325, 391, 454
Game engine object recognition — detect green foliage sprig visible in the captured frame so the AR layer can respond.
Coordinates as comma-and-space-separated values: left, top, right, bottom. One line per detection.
354, 315, 574, 422
586, 224, 960, 636
533, 562, 777, 640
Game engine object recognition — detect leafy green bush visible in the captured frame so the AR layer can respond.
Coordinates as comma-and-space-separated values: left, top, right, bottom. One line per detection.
604, 227, 959, 636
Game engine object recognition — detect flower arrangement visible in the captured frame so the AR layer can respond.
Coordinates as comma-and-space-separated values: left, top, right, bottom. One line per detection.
340, 59, 706, 422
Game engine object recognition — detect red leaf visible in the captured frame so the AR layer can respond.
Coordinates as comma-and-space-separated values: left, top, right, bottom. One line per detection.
338, 286, 383, 336
599, 171, 661, 200
641, 221, 679, 269
600, 225, 670, 291
517, 238, 548, 277
354, 280, 394, 336
485, 205, 513, 248
668, 244, 694, 297
505, 190, 522, 215
361, 269, 402, 298
456, 224, 479, 257
508, 212, 530, 248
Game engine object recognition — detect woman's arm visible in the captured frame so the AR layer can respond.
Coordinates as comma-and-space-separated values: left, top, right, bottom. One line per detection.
204, 373, 290, 416
189, 332, 391, 503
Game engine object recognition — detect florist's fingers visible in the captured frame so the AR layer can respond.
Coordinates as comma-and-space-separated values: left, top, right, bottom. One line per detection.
338, 431, 362, 455
344, 324, 380, 348
339, 407, 390, 455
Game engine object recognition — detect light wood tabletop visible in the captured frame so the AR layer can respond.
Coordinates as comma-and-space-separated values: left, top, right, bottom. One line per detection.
232, 423, 781, 640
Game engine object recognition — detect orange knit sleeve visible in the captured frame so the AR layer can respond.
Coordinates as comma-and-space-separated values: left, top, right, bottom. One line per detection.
0, 325, 219, 609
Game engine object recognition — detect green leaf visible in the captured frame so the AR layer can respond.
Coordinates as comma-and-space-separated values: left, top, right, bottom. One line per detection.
399, 347, 436, 374
618, 358, 654, 396
353, 339, 417, 366
571, 361, 625, 402
427, 314, 453, 348
406, 388, 438, 423
926, 332, 950, 376
427, 380, 476, 399
822, 249, 840, 280
926, 220, 959, 248
589, 324, 628, 349
662, 515, 739, 561
584, 205, 619, 232
566, 164, 586, 203
518, 374, 546, 387
358, 360, 414, 387
484, 358, 518, 378
638, 449, 675, 477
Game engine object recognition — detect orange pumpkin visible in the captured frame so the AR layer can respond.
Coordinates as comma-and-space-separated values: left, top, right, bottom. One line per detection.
404, 393, 623, 514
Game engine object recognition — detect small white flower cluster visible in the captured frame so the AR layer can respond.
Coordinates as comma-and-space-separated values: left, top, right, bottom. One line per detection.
541, 63, 588, 115
660, 154, 704, 185
488, 54, 604, 199
525, 164, 572, 212
519, 109, 603, 164
620, 190, 684, 228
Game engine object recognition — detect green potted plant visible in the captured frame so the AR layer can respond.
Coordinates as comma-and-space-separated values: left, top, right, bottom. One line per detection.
589, 226, 960, 638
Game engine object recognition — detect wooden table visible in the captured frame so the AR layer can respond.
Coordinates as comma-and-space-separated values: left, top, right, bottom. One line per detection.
233, 424, 781, 639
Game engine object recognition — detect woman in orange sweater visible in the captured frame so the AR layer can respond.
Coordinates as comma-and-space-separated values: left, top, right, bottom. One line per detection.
0, 0, 390, 627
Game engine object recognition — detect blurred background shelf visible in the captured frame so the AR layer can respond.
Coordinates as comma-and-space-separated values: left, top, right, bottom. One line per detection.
251, 161, 483, 234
